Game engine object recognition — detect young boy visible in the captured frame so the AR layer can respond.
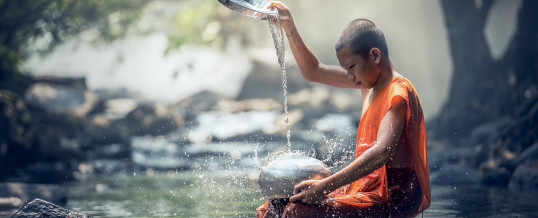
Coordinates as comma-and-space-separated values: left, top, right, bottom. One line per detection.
257, 2, 431, 218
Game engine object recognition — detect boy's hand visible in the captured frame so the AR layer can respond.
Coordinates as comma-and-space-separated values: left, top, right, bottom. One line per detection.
267, 1, 295, 34
289, 179, 328, 204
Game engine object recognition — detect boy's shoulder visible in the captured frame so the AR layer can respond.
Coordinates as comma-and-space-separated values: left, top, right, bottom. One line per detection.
389, 75, 418, 94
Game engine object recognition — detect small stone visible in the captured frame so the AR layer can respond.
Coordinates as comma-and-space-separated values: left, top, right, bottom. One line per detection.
12, 199, 88, 218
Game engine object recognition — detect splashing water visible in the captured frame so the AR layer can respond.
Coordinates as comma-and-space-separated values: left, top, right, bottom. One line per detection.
267, 14, 291, 151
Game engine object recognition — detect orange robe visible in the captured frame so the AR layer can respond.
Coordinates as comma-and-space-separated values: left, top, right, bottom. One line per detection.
257, 75, 431, 217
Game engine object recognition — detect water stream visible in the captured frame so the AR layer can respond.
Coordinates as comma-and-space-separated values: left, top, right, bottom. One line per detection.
267, 14, 291, 151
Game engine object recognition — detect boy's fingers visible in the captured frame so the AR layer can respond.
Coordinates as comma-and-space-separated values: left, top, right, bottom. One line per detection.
267, 1, 283, 10
293, 181, 309, 194
289, 192, 303, 202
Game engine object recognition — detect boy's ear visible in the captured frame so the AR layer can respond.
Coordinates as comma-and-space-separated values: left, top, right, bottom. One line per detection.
370, 48, 381, 64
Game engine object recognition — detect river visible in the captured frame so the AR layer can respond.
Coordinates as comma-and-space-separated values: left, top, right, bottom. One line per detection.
64, 170, 538, 217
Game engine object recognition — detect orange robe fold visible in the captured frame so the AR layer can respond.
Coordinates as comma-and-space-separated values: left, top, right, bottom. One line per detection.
257, 75, 430, 218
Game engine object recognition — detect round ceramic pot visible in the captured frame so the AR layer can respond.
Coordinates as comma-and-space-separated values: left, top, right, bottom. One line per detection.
258, 153, 332, 199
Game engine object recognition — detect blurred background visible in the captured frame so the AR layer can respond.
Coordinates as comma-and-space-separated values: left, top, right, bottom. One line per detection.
1, 0, 537, 217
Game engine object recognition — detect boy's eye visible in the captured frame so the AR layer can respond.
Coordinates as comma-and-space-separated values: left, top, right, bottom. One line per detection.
349, 65, 355, 69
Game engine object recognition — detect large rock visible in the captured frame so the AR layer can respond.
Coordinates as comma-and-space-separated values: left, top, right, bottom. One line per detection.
24, 82, 98, 117
1, 90, 76, 181
110, 104, 180, 136
177, 91, 225, 112
103, 98, 138, 120
0, 183, 67, 205
12, 199, 87, 218
509, 159, 538, 190
0, 90, 35, 164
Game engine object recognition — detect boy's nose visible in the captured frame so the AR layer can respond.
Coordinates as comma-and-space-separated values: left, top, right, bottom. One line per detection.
348, 74, 355, 81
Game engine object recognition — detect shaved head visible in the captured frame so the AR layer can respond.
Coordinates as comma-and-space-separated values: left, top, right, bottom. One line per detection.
335, 19, 389, 59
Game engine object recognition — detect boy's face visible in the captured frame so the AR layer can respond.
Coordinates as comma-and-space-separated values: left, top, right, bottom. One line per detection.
336, 45, 380, 89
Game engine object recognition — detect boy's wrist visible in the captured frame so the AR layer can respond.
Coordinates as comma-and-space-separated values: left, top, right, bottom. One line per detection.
286, 26, 296, 37
283, 20, 296, 36
318, 177, 336, 195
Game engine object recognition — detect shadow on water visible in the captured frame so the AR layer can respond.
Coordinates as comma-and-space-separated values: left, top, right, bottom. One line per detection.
64, 170, 538, 217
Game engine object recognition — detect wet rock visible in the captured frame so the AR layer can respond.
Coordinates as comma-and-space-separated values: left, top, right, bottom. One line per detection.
430, 164, 481, 185
111, 104, 179, 136
12, 198, 87, 218
0, 90, 36, 171
509, 159, 538, 190
0, 183, 67, 205
0, 90, 79, 181
103, 98, 138, 120
24, 82, 98, 117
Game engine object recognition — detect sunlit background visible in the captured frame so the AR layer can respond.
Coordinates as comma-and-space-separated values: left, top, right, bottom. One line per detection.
1, 0, 537, 217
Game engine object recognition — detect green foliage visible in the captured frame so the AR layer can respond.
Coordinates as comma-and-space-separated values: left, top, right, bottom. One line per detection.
167, 0, 257, 51
0, 0, 151, 91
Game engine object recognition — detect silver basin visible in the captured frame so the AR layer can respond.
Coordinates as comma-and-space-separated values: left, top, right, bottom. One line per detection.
217, 0, 278, 20
258, 153, 332, 199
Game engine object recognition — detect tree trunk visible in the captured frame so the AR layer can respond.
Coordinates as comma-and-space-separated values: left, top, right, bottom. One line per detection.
433, 0, 538, 142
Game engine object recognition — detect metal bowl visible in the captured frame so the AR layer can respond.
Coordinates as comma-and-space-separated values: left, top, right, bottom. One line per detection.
217, 0, 278, 20
258, 153, 332, 199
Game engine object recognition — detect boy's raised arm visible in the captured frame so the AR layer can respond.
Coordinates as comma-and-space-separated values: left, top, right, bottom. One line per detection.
268, 2, 356, 89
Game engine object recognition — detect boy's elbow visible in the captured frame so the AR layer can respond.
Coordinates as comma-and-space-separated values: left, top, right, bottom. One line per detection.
379, 144, 395, 164
302, 67, 322, 82
303, 73, 316, 82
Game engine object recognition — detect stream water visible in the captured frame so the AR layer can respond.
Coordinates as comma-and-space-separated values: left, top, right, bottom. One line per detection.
267, 14, 291, 151
64, 171, 538, 217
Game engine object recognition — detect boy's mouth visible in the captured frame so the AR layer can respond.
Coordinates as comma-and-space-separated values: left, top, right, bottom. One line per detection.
355, 81, 361, 86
